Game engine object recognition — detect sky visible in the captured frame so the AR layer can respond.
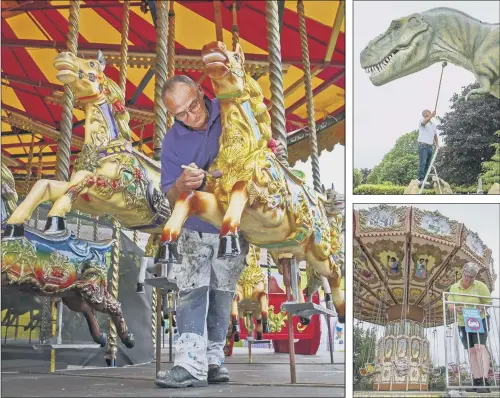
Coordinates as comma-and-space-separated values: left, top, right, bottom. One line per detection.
353, 203, 500, 368
293, 144, 345, 194
353, 1, 500, 169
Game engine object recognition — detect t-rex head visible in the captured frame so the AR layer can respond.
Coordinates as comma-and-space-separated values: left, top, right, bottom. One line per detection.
360, 13, 434, 86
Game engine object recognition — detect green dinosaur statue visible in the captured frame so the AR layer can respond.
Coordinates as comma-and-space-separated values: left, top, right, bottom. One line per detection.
360, 7, 499, 100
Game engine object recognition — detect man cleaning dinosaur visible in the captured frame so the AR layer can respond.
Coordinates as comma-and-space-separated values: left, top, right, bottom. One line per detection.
417, 109, 439, 188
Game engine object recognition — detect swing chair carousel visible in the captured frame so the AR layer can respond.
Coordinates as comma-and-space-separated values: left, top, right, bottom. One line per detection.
353, 205, 496, 392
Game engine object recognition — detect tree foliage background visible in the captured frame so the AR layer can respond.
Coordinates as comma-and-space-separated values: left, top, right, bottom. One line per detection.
481, 130, 500, 186
366, 131, 419, 185
435, 82, 500, 186
353, 325, 377, 390
353, 168, 362, 188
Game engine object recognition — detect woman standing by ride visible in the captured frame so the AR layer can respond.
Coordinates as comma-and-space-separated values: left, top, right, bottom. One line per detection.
447, 262, 493, 393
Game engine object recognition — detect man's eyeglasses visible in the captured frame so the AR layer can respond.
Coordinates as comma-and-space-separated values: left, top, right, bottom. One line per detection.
174, 93, 203, 121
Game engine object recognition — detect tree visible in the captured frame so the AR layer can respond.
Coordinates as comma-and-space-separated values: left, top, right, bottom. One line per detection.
353, 168, 362, 188
366, 131, 419, 185
481, 130, 500, 185
353, 324, 377, 391
360, 168, 371, 184
435, 83, 500, 186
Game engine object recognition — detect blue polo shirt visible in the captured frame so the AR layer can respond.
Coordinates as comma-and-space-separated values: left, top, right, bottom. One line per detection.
160, 96, 221, 234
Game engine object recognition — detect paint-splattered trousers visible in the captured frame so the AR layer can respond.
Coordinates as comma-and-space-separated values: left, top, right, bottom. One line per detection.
166, 229, 248, 380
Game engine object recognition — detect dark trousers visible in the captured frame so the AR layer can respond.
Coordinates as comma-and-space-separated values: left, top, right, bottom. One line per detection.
418, 143, 433, 181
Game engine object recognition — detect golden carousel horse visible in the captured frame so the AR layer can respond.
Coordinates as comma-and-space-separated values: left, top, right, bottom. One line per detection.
2, 52, 171, 348
230, 245, 269, 342
157, 42, 345, 323
1, 162, 134, 348
4, 50, 170, 238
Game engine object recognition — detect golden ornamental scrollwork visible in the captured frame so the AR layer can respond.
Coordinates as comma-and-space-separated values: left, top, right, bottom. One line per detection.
41, 252, 73, 285
74, 144, 101, 173
1, 239, 38, 278
296, 322, 308, 333
89, 106, 111, 148
239, 246, 266, 299
267, 304, 287, 333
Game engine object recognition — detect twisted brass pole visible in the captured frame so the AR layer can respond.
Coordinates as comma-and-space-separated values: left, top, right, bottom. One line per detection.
118, 0, 130, 94
55, 0, 80, 182
297, 0, 321, 192
93, 216, 99, 240
35, 144, 45, 228
232, 0, 239, 51
106, 0, 130, 365
153, 0, 169, 160
24, 133, 36, 196
133, 126, 145, 245
265, 0, 288, 166
166, 1, 176, 130
106, 219, 121, 365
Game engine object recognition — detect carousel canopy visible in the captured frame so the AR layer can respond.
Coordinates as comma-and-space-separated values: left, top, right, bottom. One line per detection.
1, 0, 345, 182
353, 205, 496, 328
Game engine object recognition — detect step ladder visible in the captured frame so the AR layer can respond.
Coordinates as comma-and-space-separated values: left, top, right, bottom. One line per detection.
419, 148, 442, 194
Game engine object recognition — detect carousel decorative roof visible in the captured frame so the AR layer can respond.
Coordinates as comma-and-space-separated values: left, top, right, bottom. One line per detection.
353, 205, 496, 327
1, 0, 345, 182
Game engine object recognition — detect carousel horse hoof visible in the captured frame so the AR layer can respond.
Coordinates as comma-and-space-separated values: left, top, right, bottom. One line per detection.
232, 322, 240, 334
136, 283, 145, 294
95, 333, 107, 347
262, 322, 269, 333
44, 216, 67, 234
233, 332, 240, 342
3, 223, 25, 239
217, 234, 241, 259
256, 332, 263, 340
338, 314, 345, 323
300, 317, 311, 326
123, 333, 135, 348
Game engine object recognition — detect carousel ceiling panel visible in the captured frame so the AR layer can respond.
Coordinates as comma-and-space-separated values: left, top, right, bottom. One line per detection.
411, 208, 461, 246
355, 204, 410, 236
354, 205, 497, 328
2, 0, 345, 178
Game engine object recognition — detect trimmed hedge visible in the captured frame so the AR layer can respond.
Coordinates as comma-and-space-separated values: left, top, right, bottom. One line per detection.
354, 184, 491, 195
353, 184, 434, 195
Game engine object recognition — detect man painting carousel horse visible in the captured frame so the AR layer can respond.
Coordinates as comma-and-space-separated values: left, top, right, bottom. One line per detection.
154, 42, 345, 388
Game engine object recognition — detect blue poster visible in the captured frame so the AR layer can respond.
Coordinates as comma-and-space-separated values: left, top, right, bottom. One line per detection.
463, 308, 484, 334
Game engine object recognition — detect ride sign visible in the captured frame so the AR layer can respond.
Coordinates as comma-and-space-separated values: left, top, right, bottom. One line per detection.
463, 308, 484, 334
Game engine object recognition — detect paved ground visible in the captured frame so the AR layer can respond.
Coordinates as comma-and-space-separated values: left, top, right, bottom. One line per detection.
1, 347, 345, 397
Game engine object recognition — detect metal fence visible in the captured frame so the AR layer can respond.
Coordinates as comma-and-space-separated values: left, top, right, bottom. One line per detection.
443, 291, 500, 394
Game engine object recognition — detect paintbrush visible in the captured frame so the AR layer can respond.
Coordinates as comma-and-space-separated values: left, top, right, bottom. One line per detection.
181, 164, 222, 179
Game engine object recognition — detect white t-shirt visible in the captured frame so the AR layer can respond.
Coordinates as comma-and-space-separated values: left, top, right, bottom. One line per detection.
418, 117, 438, 145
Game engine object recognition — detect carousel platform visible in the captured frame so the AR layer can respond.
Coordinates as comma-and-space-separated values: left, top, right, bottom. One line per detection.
1, 347, 345, 397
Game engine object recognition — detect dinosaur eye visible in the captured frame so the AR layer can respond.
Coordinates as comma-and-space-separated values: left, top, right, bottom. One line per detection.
234, 54, 240, 62
408, 17, 419, 27
90, 61, 95, 68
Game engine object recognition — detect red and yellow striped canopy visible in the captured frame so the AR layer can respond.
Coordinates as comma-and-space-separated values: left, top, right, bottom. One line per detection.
1, 0, 345, 179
